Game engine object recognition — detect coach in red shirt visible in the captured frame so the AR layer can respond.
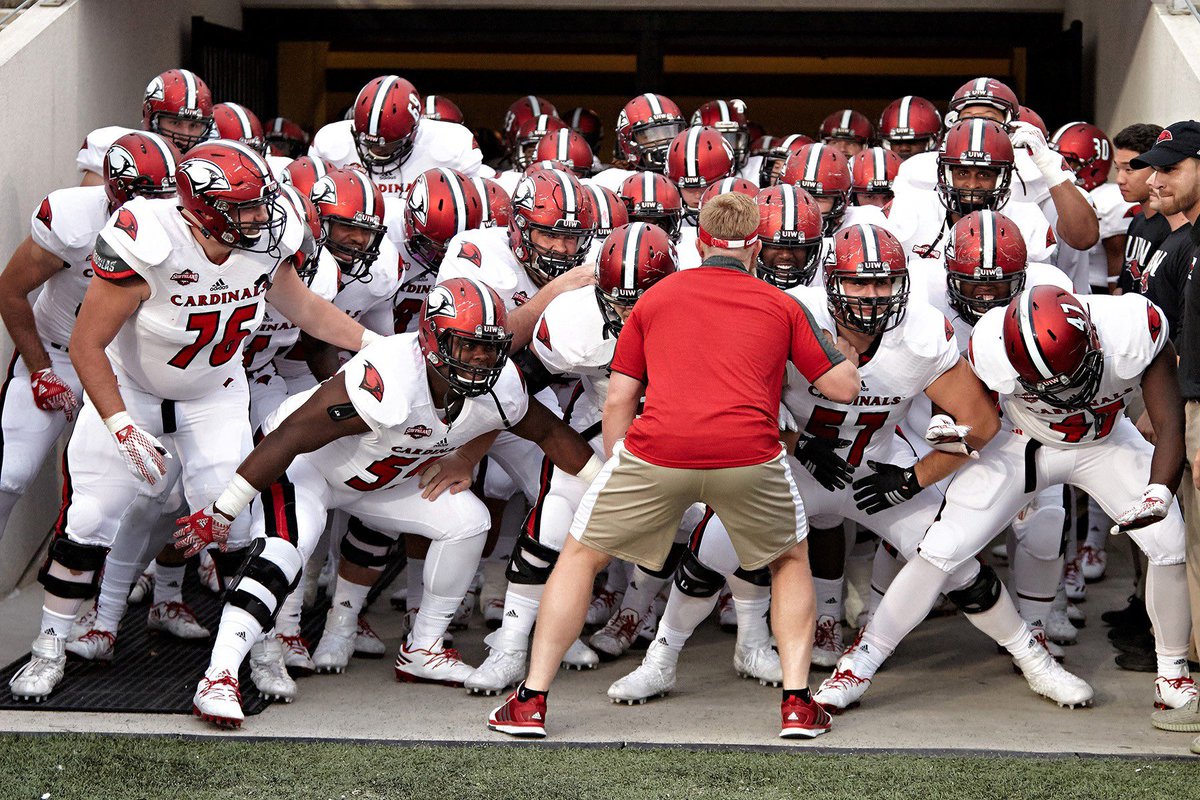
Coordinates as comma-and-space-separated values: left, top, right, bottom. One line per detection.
489, 193, 860, 740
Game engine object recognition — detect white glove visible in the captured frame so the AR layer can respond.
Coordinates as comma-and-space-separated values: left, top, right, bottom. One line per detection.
1009, 121, 1071, 188
924, 413, 979, 459
1111, 484, 1173, 533
104, 411, 171, 485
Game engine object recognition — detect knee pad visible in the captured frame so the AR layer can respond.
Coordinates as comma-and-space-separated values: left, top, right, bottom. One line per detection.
639, 543, 687, 580
210, 546, 254, 591
946, 562, 1002, 615
733, 565, 771, 587
1012, 504, 1067, 562
505, 534, 560, 585
340, 517, 398, 569
674, 550, 725, 598
38, 537, 110, 599
227, 538, 303, 630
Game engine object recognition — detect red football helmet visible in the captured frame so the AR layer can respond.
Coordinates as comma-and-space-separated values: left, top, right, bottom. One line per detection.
850, 148, 903, 206
1002, 285, 1103, 409
310, 167, 387, 281
282, 156, 335, 197
691, 99, 751, 169
352, 75, 423, 175
176, 140, 283, 253
581, 184, 629, 240
619, 171, 684, 243
279, 183, 325, 283
781, 143, 851, 235
1050, 121, 1113, 191
567, 107, 603, 154
422, 94, 465, 125
515, 114, 568, 170
534, 128, 595, 177
523, 159, 572, 176
755, 184, 824, 289
1019, 106, 1048, 138
699, 177, 759, 208
937, 118, 1015, 216
665, 126, 735, 221
103, 131, 180, 209
945, 210, 1028, 324
819, 110, 874, 145
595, 222, 678, 336
759, 134, 815, 187
826, 223, 910, 335
405, 167, 484, 272
212, 102, 266, 155
419, 277, 512, 397
141, 69, 214, 151
264, 117, 310, 159
508, 168, 596, 283
948, 77, 1020, 127
879, 96, 942, 155
751, 135, 779, 157
615, 93, 686, 172
503, 96, 559, 155
471, 176, 511, 228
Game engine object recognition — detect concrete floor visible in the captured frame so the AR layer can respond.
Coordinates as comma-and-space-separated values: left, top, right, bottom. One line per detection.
0, 536, 1194, 758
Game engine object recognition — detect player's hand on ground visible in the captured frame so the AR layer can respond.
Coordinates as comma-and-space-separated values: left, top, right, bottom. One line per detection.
418, 453, 475, 500
173, 503, 234, 557
30, 368, 80, 421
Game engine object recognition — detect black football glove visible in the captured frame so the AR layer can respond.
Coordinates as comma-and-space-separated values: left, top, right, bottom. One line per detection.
793, 434, 854, 491
852, 460, 922, 514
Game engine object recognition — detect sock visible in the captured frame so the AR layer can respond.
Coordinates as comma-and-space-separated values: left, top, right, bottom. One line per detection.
659, 586, 718, 647
1145, 563, 1191, 676
408, 591, 460, 650
153, 563, 186, 605
330, 577, 372, 616
868, 545, 903, 623
729, 577, 771, 649
517, 681, 547, 701
812, 576, 844, 623
275, 585, 303, 636
858, 556, 950, 678
624, 568, 668, 618
499, 583, 543, 639
406, 557, 426, 607
93, 558, 141, 632
209, 605, 260, 674
656, 622, 691, 653
39, 606, 77, 641
603, 560, 629, 595
782, 687, 812, 703
1084, 496, 1109, 551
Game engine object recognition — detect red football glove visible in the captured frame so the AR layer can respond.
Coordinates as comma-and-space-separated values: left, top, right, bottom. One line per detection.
30, 368, 80, 421
173, 503, 234, 557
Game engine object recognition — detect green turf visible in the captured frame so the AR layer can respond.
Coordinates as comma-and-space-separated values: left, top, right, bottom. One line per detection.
0, 734, 1195, 800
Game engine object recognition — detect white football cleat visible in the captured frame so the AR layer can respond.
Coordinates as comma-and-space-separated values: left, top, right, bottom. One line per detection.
249, 636, 296, 703
1063, 560, 1086, 602
394, 638, 475, 687
607, 639, 678, 704
590, 606, 642, 659
810, 614, 844, 669
354, 615, 386, 657
562, 637, 599, 670
813, 664, 872, 712
69, 606, 96, 643
1155, 676, 1199, 710
989, 542, 1009, 564
585, 589, 623, 627
278, 633, 315, 676
1066, 600, 1086, 626
734, 640, 782, 687
147, 601, 210, 640
1078, 544, 1107, 582
1045, 600, 1078, 645
10, 633, 66, 702
65, 629, 116, 663
193, 667, 244, 728
128, 569, 154, 605
311, 606, 357, 674
465, 630, 527, 696
1014, 647, 1093, 708
197, 550, 221, 594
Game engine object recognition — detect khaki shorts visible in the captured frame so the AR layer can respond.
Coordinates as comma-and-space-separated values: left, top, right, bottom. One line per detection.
569, 442, 807, 571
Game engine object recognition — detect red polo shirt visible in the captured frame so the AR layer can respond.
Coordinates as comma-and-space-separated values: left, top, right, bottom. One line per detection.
611, 259, 843, 469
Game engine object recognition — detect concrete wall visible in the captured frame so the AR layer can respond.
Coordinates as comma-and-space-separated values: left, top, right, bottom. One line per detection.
0, 0, 240, 595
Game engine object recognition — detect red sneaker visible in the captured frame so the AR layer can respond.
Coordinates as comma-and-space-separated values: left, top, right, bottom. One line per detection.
488, 687, 547, 738
779, 694, 832, 739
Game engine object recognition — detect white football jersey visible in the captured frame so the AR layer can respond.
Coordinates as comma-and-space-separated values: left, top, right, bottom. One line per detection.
267, 333, 529, 492
677, 221, 702, 270
28, 186, 110, 347
888, 188, 1056, 264
968, 293, 1167, 448
739, 156, 764, 186
531, 286, 613, 433
783, 285, 960, 468
96, 195, 302, 400
76, 125, 136, 176
494, 169, 523, 196
308, 118, 484, 197
589, 167, 639, 194
437, 226, 541, 310
244, 249, 339, 373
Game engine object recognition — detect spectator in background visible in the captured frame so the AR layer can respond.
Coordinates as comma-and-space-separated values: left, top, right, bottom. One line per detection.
1116, 123, 1170, 295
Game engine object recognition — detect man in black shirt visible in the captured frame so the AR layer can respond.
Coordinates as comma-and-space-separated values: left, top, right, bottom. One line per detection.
1116, 123, 1171, 294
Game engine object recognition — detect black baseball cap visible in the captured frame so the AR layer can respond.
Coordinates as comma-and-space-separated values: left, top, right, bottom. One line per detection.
1131, 120, 1200, 169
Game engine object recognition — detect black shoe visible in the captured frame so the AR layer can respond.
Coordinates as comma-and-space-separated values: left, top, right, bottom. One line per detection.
1115, 650, 1157, 673
1110, 632, 1155, 654
1108, 620, 1151, 641
1102, 595, 1148, 628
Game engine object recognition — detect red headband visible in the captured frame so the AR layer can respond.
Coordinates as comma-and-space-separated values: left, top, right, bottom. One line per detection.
698, 227, 759, 249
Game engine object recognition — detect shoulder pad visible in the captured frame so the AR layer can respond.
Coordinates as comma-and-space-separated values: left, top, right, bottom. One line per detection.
95, 199, 171, 277
342, 338, 414, 432
965, 308, 1018, 394
422, 119, 476, 163
1091, 294, 1168, 379
898, 299, 956, 359
309, 120, 355, 165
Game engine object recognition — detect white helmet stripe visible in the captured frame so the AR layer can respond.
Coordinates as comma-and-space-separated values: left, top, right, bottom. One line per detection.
144, 131, 178, 172
973, 77, 989, 95
645, 93, 663, 115
553, 170, 578, 220
440, 168, 469, 234
641, 170, 654, 202
424, 96, 437, 115
570, 108, 582, 127
804, 145, 822, 182
686, 127, 702, 177
587, 186, 610, 229
312, 157, 328, 180
623, 222, 643, 290
716, 100, 730, 123
782, 183, 796, 230
556, 130, 570, 161
899, 96, 913, 128
474, 277, 497, 326
858, 223, 879, 262
229, 104, 253, 138
980, 210, 995, 273
527, 96, 541, 117
271, 117, 285, 134
472, 177, 493, 223
969, 119, 985, 152
873, 148, 885, 180
840, 109, 852, 130
368, 76, 399, 136
222, 139, 272, 176
181, 70, 197, 111
1018, 290, 1055, 379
